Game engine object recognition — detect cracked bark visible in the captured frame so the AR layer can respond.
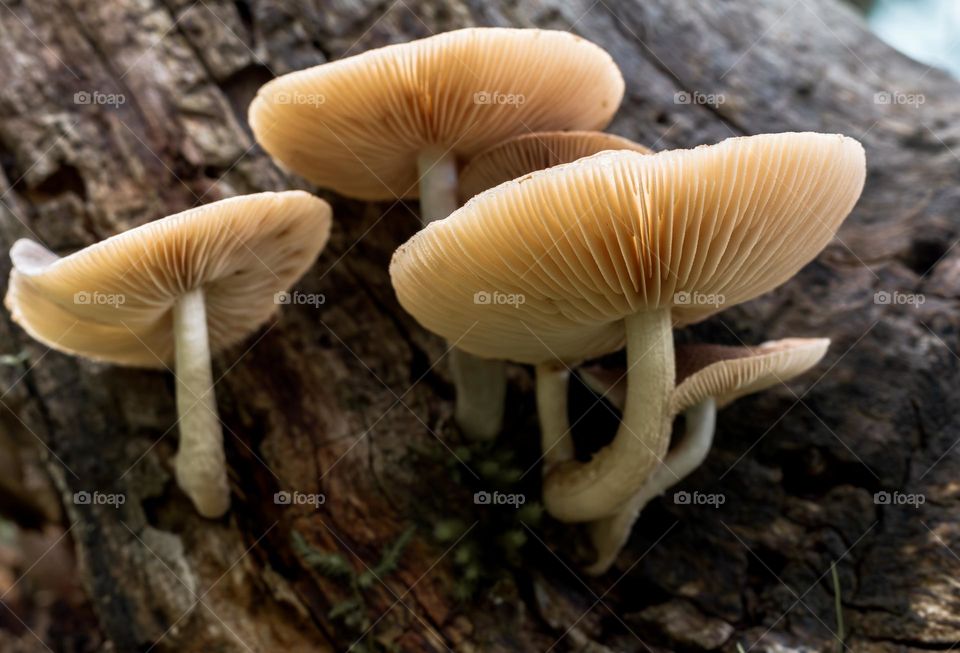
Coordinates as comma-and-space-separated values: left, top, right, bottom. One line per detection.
1, 0, 959, 651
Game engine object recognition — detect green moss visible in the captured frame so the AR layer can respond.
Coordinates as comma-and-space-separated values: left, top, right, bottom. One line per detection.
405, 424, 544, 602
291, 530, 352, 577
292, 525, 415, 649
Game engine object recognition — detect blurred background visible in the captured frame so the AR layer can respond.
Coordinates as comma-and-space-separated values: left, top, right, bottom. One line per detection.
862, 0, 960, 78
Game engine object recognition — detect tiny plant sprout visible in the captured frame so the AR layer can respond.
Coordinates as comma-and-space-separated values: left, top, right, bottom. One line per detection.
581, 338, 830, 574
248, 28, 625, 441
390, 132, 865, 530
4, 192, 332, 518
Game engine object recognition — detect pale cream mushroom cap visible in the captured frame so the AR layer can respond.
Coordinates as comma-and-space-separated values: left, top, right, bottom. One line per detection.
459, 130, 651, 202
670, 338, 830, 414
581, 337, 831, 413
390, 132, 865, 365
5, 191, 332, 368
249, 28, 625, 200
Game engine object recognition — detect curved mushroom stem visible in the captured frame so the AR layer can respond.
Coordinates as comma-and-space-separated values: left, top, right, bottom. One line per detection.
417, 146, 506, 441
584, 397, 717, 575
172, 287, 230, 518
543, 309, 674, 522
535, 362, 574, 474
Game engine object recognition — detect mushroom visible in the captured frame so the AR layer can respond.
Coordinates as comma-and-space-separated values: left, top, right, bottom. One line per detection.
455, 130, 651, 438
390, 132, 865, 525
4, 191, 332, 518
459, 130, 651, 204
248, 27, 624, 441
581, 338, 830, 574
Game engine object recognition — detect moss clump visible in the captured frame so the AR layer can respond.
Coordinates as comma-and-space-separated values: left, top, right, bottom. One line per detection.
292, 526, 415, 651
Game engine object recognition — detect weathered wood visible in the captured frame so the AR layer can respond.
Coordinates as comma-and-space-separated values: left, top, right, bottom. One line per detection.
1, 0, 959, 651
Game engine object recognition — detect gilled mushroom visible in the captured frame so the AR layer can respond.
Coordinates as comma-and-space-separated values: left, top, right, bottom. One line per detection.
389, 132, 865, 525
454, 130, 651, 438
581, 338, 830, 574
249, 27, 625, 441
5, 191, 332, 518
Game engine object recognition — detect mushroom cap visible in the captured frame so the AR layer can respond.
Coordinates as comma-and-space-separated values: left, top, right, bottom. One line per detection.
671, 338, 830, 414
249, 28, 625, 201
390, 132, 865, 365
5, 191, 332, 369
459, 131, 651, 203
580, 337, 829, 413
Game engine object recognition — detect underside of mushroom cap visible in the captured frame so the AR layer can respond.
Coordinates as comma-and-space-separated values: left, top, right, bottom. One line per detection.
249, 28, 625, 201
671, 338, 830, 414
458, 130, 651, 202
390, 132, 865, 365
5, 191, 332, 368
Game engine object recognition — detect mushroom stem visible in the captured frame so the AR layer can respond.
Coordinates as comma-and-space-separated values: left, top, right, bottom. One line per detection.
536, 362, 574, 474
450, 350, 507, 440
416, 146, 459, 225
417, 146, 506, 441
584, 397, 716, 575
543, 309, 674, 522
172, 287, 230, 518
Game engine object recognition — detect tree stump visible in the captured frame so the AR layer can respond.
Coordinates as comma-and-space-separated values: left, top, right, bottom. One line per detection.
0, 0, 958, 651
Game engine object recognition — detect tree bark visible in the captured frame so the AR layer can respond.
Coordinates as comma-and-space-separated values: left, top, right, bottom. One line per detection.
1, 0, 959, 651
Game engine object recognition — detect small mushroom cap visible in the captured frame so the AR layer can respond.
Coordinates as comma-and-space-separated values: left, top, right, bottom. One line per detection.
581, 337, 829, 413
671, 338, 830, 414
5, 191, 332, 368
459, 131, 651, 202
390, 132, 865, 365
249, 28, 625, 200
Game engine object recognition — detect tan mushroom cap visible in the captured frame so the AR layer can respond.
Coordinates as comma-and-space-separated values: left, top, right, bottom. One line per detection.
249, 28, 625, 200
581, 337, 829, 412
671, 338, 830, 414
459, 131, 651, 202
5, 191, 332, 368
390, 132, 865, 365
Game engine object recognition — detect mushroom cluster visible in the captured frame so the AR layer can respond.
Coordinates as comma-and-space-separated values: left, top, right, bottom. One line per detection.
391, 132, 865, 571
249, 28, 626, 440
5, 26, 866, 576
